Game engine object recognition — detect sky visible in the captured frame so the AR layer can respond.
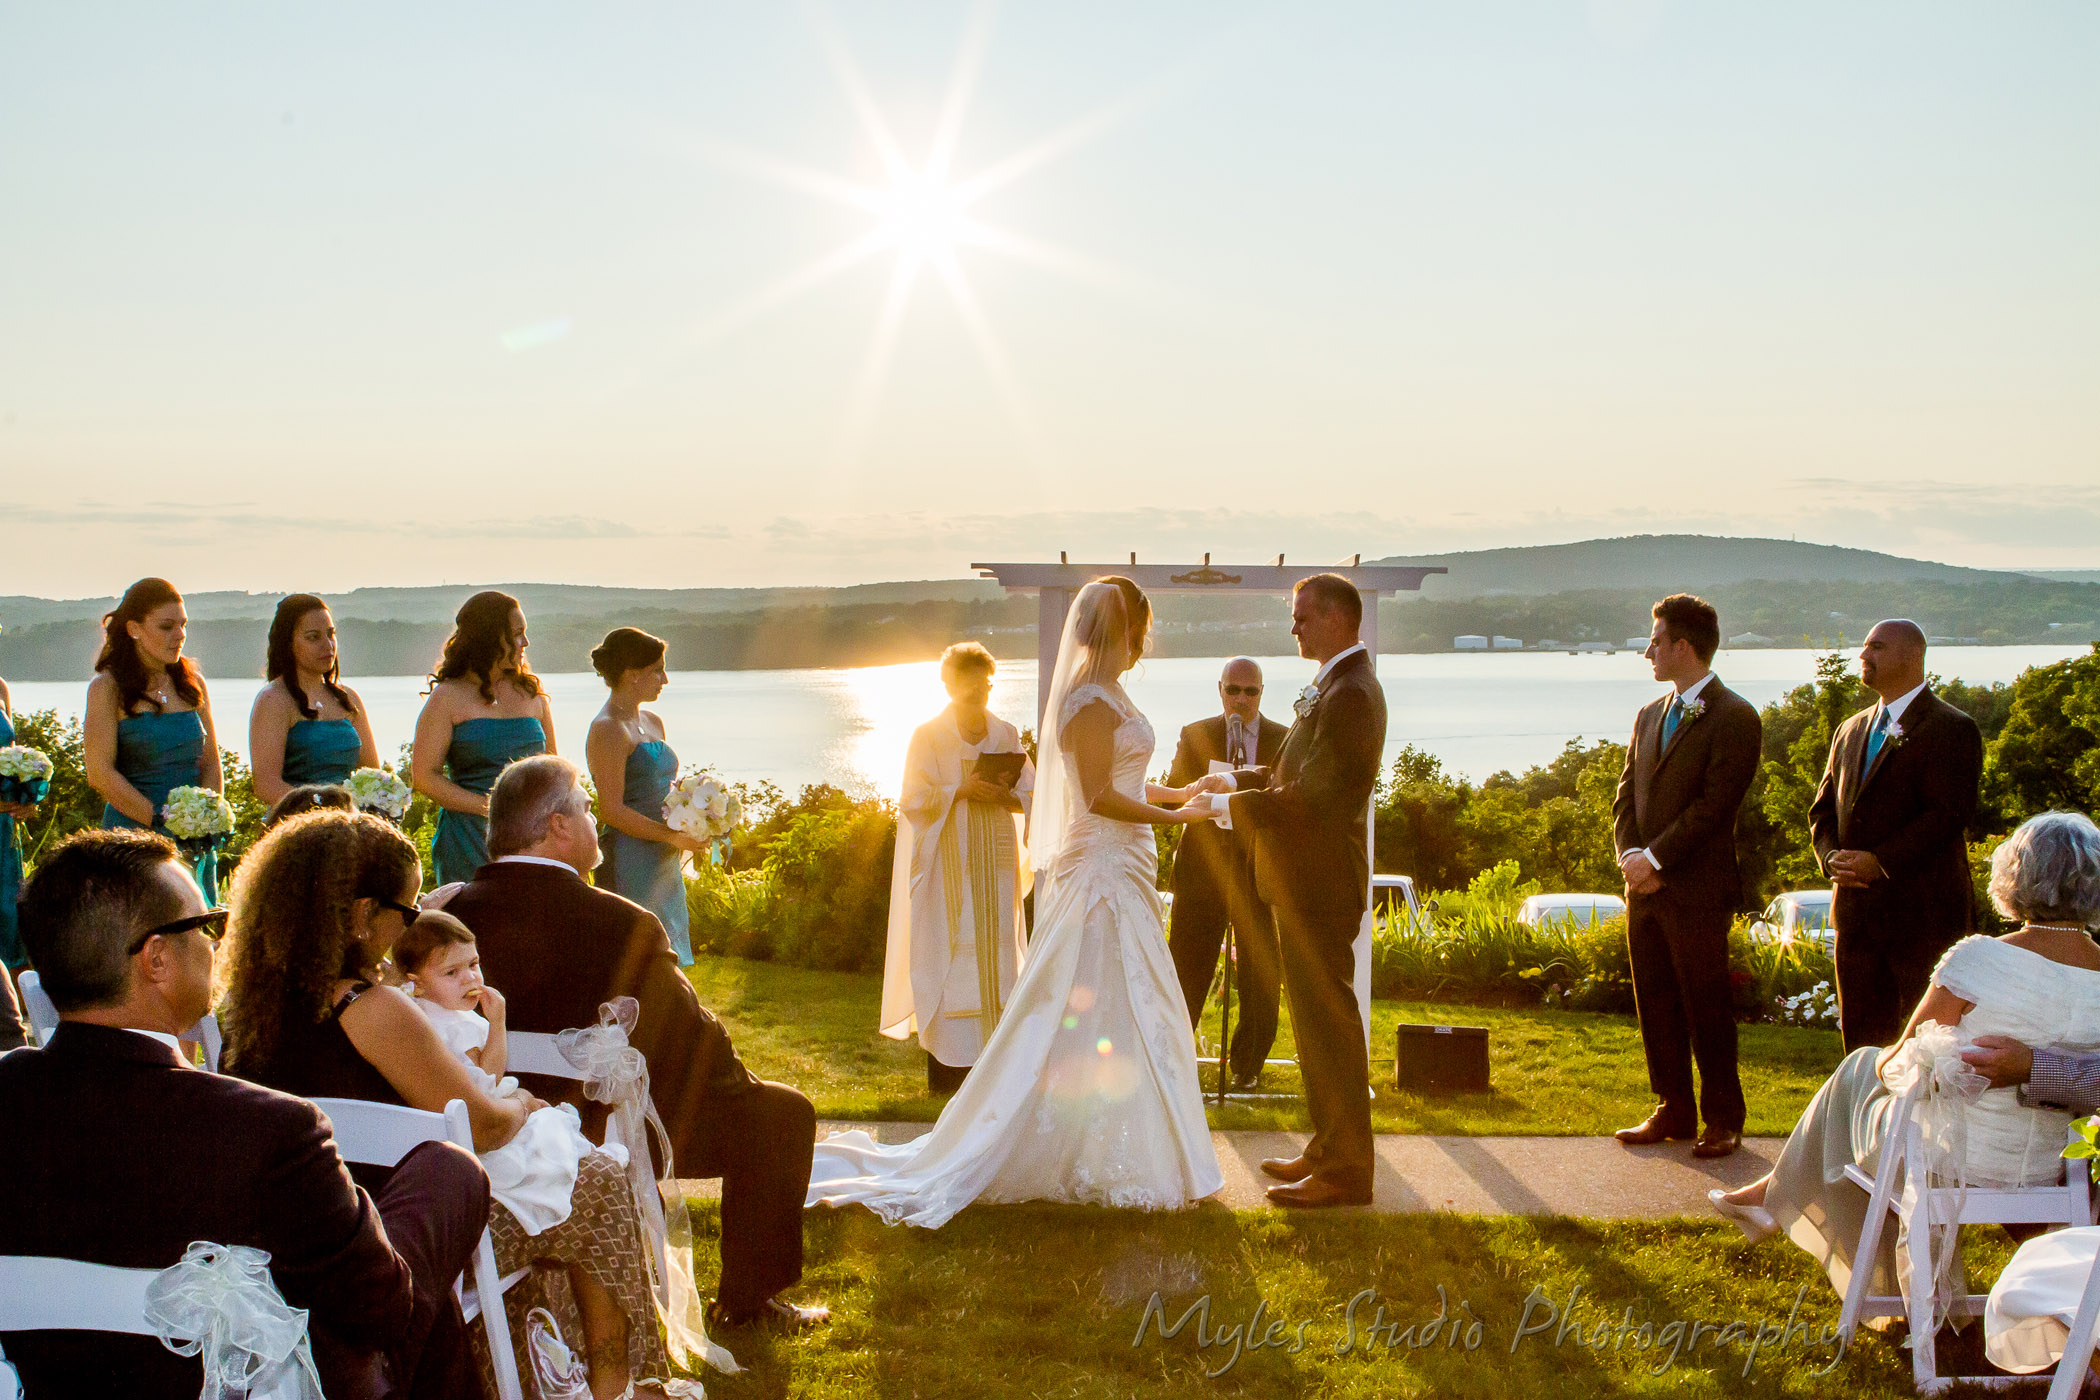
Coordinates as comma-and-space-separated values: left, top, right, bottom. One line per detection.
3, 1, 2096, 597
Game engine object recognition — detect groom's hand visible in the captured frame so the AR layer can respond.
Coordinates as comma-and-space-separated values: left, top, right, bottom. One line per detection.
1961, 1035, 2034, 1089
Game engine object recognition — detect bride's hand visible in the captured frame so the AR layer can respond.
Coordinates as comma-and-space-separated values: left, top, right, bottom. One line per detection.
1162, 802, 1218, 825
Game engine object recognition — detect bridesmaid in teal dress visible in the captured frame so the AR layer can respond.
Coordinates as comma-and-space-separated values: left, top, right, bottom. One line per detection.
411, 591, 555, 887
585, 628, 709, 966
85, 578, 226, 902
0, 675, 39, 972
249, 594, 380, 806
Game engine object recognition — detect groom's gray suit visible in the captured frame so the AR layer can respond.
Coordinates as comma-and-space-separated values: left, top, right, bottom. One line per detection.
1228, 645, 1386, 1194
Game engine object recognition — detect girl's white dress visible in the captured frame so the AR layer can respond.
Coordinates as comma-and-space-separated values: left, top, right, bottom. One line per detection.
419, 1002, 602, 1235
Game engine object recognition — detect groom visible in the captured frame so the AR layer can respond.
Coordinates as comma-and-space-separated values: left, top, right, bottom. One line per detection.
1216, 574, 1387, 1207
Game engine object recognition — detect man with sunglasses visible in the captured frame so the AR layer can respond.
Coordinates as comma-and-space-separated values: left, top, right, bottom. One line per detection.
0, 828, 492, 1399
1165, 656, 1288, 1091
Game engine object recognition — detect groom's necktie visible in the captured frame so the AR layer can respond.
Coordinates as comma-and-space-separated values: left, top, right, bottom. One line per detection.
1660, 696, 1684, 749
1862, 707, 1892, 774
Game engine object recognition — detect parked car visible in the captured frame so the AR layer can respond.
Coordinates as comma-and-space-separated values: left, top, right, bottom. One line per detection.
1515, 893, 1627, 929
1749, 889, 1836, 952
1373, 873, 1434, 929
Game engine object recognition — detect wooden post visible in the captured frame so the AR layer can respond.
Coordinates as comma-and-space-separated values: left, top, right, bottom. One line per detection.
1035, 587, 1072, 730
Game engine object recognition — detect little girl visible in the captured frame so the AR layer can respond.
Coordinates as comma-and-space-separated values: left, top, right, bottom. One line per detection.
395, 912, 608, 1234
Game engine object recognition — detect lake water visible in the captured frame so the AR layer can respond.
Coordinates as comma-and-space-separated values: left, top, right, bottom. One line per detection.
8, 646, 2084, 797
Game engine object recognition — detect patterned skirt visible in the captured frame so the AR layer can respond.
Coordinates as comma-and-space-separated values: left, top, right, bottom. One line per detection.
476, 1150, 672, 1394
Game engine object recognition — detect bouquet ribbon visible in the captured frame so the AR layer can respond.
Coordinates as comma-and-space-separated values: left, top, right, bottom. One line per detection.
142, 1241, 326, 1400
557, 998, 740, 1378
1880, 1021, 1991, 1335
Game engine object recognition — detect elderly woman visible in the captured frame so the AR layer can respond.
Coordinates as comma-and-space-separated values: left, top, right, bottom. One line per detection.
1711, 811, 2100, 1311
218, 810, 686, 1400
879, 642, 1035, 1094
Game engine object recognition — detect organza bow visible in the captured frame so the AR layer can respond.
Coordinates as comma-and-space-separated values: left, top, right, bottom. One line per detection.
142, 1242, 325, 1400
557, 998, 739, 1378
1880, 1022, 1992, 1335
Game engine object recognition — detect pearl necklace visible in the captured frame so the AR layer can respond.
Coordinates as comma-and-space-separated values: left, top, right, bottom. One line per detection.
2025, 922, 2093, 934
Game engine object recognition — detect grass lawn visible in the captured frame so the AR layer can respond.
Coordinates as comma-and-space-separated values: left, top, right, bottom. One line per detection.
686, 1199, 2027, 1399
686, 954, 1842, 1137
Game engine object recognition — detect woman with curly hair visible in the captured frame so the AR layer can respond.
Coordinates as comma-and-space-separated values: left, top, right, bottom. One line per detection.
84, 577, 226, 901
411, 591, 554, 886
219, 810, 688, 1400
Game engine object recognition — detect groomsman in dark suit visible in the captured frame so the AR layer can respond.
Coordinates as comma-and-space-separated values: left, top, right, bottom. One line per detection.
1166, 657, 1288, 1089
0, 829, 491, 1400
1809, 619, 1983, 1051
1218, 575, 1388, 1207
1612, 595, 1762, 1159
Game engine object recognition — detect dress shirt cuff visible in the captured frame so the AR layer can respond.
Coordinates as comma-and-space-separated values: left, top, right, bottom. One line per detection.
1619, 847, 1661, 872
1222, 773, 1239, 791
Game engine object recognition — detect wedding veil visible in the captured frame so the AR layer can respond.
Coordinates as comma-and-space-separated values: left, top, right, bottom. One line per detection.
1028, 579, 1134, 875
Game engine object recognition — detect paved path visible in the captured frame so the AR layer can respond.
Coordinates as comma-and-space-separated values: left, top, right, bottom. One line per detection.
680, 1122, 1787, 1218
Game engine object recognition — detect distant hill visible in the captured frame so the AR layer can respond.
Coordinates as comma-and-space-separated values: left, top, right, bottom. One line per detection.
1370, 535, 2003, 599
2022, 569, 2100, 586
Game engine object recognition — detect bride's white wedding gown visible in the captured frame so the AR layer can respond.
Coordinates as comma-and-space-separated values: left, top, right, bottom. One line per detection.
805, 682, 1224, 1228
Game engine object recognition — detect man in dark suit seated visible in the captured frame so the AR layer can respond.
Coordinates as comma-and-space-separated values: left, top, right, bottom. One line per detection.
1166, 656, 1288, 1091
0, 829, 490, 1400
444, 754, 828, 1331
1610, 594, 1763, 1160
1809, 619, 1985, 1050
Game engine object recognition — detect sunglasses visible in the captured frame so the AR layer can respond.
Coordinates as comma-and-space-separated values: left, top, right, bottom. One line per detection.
1221, 684, 1263, 697
128, 908, 229, 955
377, 897, 422, 927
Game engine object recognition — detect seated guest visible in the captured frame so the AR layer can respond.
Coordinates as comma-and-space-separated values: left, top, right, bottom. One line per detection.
445, 755, 828, 1330
0, 828, 492, 1400
1710, 812, 2100, 1308
265, 780, 354, 828
218, 810, 687, 1399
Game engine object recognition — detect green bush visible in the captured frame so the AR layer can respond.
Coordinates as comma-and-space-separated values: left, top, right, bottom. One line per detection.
684, 784, 898, 973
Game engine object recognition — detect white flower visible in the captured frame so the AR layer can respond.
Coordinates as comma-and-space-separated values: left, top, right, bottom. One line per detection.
1885, 719, 1906, 747
161, 785, 234, 841
0, 745, 54, 783
1677, 695, 1707, 724
344, 766, 412, 819
1293, 684, 1321, 720
664, 769, 739, 840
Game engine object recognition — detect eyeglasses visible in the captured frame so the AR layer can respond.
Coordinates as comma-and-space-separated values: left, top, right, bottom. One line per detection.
1221, 684, 1263, 697
128, 908, 229, 955
376, 897, 422, 927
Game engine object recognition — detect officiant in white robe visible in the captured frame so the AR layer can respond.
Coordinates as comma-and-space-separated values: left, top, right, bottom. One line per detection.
880, 643, 1035, 1093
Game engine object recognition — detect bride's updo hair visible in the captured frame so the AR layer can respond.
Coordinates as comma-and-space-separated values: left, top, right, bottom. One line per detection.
1098, 575, 1151, 661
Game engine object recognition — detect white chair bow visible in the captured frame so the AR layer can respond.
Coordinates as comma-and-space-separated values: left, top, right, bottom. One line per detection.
1880, 1021, 1992, 1331
141, 1241, 325, 1400
557, 998, 739, 1378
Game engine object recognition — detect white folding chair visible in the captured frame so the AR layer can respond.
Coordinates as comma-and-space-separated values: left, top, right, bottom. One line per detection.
15, 974, 221, 1072
1838, 1093, 2094, 1393
15, 972, 56, 1047
0, 1255, 306, 1400
313, 1096, 527, 1400
505, 1032, 660, 1283
2044, 1241, 2100, 1400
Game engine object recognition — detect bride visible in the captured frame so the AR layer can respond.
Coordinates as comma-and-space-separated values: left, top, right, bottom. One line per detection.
806, 576, 1227, 1227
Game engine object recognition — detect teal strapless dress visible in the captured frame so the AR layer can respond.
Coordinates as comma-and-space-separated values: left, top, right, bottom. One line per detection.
102, 709, 217, 904
0, 705, 23, 970
282, 717, 362, 787
431, 716, 547, 885
598, 738, 692, 965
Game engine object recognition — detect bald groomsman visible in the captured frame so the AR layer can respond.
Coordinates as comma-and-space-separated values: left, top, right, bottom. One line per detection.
1166, 658, 1287, 1090
1810, 619, 1983, 1051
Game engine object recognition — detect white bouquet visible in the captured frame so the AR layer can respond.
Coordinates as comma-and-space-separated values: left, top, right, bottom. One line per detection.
0, 743, 53, 805
664, 768, 740, 864
162, 784, 235, 860
344, 766, 413, 820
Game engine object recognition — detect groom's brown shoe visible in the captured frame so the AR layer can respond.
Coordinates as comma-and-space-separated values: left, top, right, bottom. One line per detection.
1614, 1110, 1697, 1146
1693, 1129, 1743, 1159
1260, 1155, 1315, 1183
1267, 1177, 1373, 1209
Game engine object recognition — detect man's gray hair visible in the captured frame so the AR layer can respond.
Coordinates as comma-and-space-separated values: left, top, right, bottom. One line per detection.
1988, 811, 2100, 927
487, 754, 586, 859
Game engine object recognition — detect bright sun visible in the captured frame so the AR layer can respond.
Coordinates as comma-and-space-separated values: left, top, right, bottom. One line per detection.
875, 172, 971, 264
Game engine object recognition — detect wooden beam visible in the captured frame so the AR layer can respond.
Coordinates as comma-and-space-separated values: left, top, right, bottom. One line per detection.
970, 561, 1444, 594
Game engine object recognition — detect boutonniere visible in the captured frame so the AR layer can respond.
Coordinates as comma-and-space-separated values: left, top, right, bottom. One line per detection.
1293, 684, 1320, 720
1884, 720, 1906, 748
1677, 695, 1706, 726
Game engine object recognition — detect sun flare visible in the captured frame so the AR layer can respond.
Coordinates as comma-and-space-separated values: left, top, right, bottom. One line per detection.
874, 171, 972, 265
